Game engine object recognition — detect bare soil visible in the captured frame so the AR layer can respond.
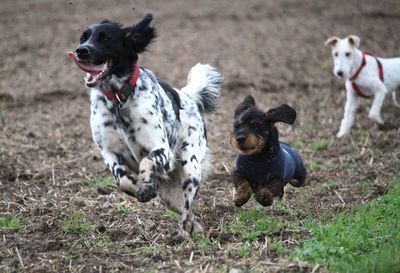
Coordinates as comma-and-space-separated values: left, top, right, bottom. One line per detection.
1, 0, 399, 272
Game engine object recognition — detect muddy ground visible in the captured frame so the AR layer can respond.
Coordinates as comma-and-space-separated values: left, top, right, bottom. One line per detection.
1, 0, 399, 272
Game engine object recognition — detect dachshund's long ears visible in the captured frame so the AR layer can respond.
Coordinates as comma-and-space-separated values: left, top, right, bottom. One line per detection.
234, 95, 256, 118
264, 104, 296, 124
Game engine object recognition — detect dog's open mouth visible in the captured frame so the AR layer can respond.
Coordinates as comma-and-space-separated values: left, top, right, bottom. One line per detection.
68, 52, 112, 85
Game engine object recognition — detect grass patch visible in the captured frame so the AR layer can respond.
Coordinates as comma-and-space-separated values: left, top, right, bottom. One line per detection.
298, 123, 323, 132
267, 238, 288, 255
0, 107, 7, 118
85, 177, 114, 188
228, 208, 284, 241
292, 138, 305, 149
163, 209, 180, 220
0, 215, 27, 230
272, 202, 298, 218
305, 161, 324, 171
233, 244, 252, 258
117, 204, 134, 214
357, 181, 372, 190
323, 179, 341, 190
338, 159, 355, 169
61, 212, 93, 234
84, 236, 111, 249
61, 253, 79, 262
351, 129, 370, 142
192, 232, 218, 252
142, 245, 165, 256
309, 139, 330, 151
293, 184, 400, 273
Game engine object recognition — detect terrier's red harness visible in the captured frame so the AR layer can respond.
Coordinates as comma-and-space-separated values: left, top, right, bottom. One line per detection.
101, 64, 140, 103
349, 51, 384, 99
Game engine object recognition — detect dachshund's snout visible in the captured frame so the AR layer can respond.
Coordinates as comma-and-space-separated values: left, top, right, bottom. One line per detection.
236, 134, 246, 145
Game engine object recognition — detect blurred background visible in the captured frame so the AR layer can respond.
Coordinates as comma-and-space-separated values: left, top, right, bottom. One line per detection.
0, 0, 399, 272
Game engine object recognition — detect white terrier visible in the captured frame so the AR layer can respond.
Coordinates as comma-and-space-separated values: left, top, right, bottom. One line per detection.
325, 35, 400, 138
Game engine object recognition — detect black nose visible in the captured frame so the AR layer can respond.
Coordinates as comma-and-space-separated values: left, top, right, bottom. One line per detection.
236, 135, 246, 144
337, 70, 343, 77
75, 46, 90, 59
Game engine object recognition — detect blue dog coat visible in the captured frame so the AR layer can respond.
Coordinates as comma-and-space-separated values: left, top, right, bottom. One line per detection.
236, 142, 302, 184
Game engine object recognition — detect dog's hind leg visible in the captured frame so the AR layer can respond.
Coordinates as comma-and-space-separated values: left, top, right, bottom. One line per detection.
369, 82, 388, 124
169, 130, 207, 243
158, 168, 185, 215
290, 159, 307, 187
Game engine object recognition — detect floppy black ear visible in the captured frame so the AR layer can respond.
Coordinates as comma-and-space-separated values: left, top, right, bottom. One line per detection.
234, 95, 256, 118
124, 13, 156, 54
264, 104, 296, 124
100, 20, 122, 27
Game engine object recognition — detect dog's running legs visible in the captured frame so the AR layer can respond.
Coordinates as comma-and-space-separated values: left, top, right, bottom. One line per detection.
232, 169, 252, 207
101, 150, 137, 196
181, 161, 202, 233
136, 146, 174, 202
369, 82, 387, 124
337, 81, 359, 138
170, 139, 206, 243
290, 158, 307, 187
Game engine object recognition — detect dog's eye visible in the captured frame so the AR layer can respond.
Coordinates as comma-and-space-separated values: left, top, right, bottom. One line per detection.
249, 120, 258, 126
345, 52, 351, 57
80, 31, 89, 43
334, 52, 338, 57
98, 31, 110, 43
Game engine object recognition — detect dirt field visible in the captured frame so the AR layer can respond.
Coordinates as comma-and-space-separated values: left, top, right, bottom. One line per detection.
1, 0, 400, 272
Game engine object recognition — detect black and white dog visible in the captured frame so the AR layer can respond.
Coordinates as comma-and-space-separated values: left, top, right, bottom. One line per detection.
68, 14, 223, 241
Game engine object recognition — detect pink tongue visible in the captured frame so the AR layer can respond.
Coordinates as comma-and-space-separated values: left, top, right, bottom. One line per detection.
68, 51, 77, 60
68, 51, 103, 74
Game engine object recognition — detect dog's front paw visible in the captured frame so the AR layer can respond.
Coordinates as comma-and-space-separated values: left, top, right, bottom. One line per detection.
254, 188, 273, 207
192, 214, 204, 233
336, 129, 349, 138
370, 115, 384, 124
233, 183, 252, 207
289, 178, 305, 187
168, 230, 189, 245
136, 182, 157, 202
119, 176, 138, 197
369, 112, 384, 124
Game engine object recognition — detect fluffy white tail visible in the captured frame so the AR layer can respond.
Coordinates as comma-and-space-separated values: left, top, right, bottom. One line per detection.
393, 89, 400, 108
181, 63, 223, 114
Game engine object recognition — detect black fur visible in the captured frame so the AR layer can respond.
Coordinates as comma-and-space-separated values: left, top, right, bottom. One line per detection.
75, 13, 156, 79
158, 80, 181, 121
230, 95, 307, 207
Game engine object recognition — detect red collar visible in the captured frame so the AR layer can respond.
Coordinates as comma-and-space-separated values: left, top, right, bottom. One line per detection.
101, 64, 140, 102
349, 51, 384, 99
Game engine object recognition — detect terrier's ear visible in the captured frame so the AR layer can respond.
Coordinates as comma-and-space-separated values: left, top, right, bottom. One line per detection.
124, 13, 156, 54
324, 36, 340, 47
234, 95, 256, 118
264, 104, 296, 124
347, 35, 360, 48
